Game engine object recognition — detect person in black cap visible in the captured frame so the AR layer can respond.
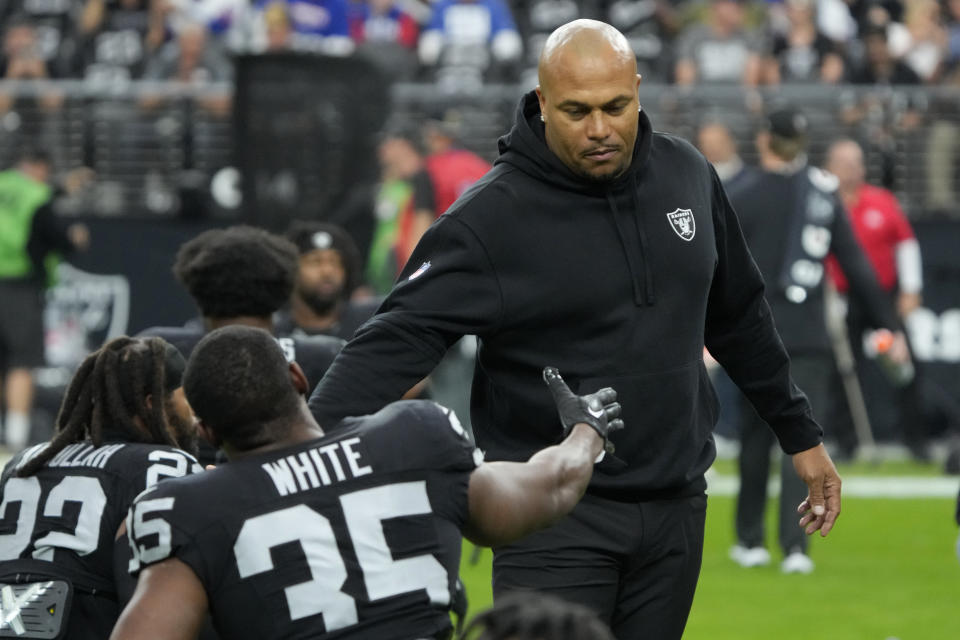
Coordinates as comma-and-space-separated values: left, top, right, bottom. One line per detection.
276, 221, 382, 341
724, 106, 906, 574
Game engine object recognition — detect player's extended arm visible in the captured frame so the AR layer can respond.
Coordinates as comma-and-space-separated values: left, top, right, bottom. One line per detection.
463, 424, 603, 547
462, 368, 622, 548
109, 559, 208, 640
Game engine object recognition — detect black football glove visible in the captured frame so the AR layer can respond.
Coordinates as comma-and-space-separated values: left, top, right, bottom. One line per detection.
543, 367, 624, 454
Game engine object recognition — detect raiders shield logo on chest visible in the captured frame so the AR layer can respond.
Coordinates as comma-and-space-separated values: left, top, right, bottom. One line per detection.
666, 208, 696, 241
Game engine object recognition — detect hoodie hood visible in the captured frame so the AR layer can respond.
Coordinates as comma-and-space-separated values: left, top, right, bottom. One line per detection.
495, 90, 654, 193
495, 90, 657, 305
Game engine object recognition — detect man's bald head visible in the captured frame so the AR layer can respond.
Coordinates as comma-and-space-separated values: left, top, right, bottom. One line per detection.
534, 20, 642, 183
825, 138, 865, 192
538, 19, 636, 94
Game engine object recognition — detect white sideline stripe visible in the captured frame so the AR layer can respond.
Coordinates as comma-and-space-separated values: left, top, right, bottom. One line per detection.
706, 470, 959, 498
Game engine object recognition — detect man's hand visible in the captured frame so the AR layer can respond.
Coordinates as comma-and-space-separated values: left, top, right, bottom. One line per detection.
543, 367, 623, 453
792, 443, 842, 537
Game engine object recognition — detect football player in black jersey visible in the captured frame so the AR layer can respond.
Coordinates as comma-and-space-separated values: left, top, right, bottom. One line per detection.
138, 225, 346, 465
0, 336, 202, 640
112, 326, 623, 640
139, 224, 345, 389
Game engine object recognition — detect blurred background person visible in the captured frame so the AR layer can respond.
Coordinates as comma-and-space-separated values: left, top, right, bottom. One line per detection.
761, 0, 845, 85
417, 0, 523, 90
725, 108, 903, 574
395, 113, 491, 266
0, 148, 89, 452
348, 0, 421, 79
673, 0, 764, 86
823, 137, 927, 461
275, 221, 380, 340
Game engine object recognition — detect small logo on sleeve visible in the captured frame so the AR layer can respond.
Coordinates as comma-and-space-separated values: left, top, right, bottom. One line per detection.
666, 208, 696, 241
408, 261, 431, 280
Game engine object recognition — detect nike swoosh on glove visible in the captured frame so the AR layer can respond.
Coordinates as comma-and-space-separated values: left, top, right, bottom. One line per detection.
543, 366, 624, 454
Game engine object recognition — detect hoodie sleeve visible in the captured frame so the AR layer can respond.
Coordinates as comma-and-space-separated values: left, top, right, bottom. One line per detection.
703, 167, 823, 454
308, 214, 502, 428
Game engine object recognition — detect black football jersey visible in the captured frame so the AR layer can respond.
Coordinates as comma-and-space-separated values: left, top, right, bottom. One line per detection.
0, 441, 202, 637
137, 326, 345, 392
127, 400, 482, 640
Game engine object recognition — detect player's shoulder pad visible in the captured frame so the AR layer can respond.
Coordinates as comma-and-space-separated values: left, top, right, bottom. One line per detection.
291, 334, 346, 356
347, 400, 483, 474
807, 166, 839, 193
108, 443, 203, 485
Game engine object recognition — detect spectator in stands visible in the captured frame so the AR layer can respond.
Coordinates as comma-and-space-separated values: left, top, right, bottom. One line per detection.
947, 0, 960, 73
142, 22, 233, 114
847, 22, 921, 84
0, 3, 77, 78
143, 21, 233, 83
515, 0, 585, 87
275, 221, 381, 341
78, 0, 163, 84
259, 1, 295, 50
0, 17, 65, 117
155, 0, 248, 50
244, 0, 355, 55
823, 138, 928, 461
395, 113, 491, 267
762, 0, 845, 84
418, 0, 523, 89
0, 149, 89, 451
673, 0, 763, 85
348, 0, 420, 78
601, 0, 680, 83
894, 0, 948, 83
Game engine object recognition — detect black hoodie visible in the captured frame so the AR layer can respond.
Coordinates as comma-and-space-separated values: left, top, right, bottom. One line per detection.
309, 91, 821, 500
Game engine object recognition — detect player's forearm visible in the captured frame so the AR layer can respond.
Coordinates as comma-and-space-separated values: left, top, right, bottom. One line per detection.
526, 423, 603, 518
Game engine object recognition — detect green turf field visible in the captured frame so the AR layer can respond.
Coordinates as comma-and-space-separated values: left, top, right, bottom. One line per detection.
459, 465, 960, 639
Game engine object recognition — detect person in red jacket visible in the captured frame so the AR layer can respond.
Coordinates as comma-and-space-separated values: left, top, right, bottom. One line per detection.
395, 116, 491, 267
824, 138, 927, 460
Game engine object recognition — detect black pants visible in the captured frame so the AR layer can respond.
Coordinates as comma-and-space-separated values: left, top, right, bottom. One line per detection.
736, 353, 831, 556
492, 492, 707, 640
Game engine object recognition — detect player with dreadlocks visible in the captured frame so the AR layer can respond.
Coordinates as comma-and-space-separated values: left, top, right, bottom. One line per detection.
0, 336, 202, 640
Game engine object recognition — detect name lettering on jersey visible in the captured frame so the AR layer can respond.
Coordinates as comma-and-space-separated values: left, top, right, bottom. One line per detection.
45, 443, 125, 470
261, 437, 372, 497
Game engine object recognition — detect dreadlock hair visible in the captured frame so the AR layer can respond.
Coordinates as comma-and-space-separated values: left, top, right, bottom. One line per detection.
460, 592, 615, 640
173, 225, 299, 319
17, 337, 180, 477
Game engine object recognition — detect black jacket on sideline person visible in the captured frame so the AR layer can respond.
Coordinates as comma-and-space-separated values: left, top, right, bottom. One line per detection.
727, 166, 899, 353
309, 91, 822, 502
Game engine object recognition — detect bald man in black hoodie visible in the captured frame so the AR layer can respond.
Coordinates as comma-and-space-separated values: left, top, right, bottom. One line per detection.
309, 19, 840, 639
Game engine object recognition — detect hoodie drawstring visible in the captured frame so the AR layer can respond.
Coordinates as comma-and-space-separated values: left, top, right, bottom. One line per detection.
632, 175, 656, 305
606, 191, 645, 306
604, 179, 656, 307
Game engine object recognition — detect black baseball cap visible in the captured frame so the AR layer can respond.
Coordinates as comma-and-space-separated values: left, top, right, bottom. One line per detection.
765, 107, 809, 140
